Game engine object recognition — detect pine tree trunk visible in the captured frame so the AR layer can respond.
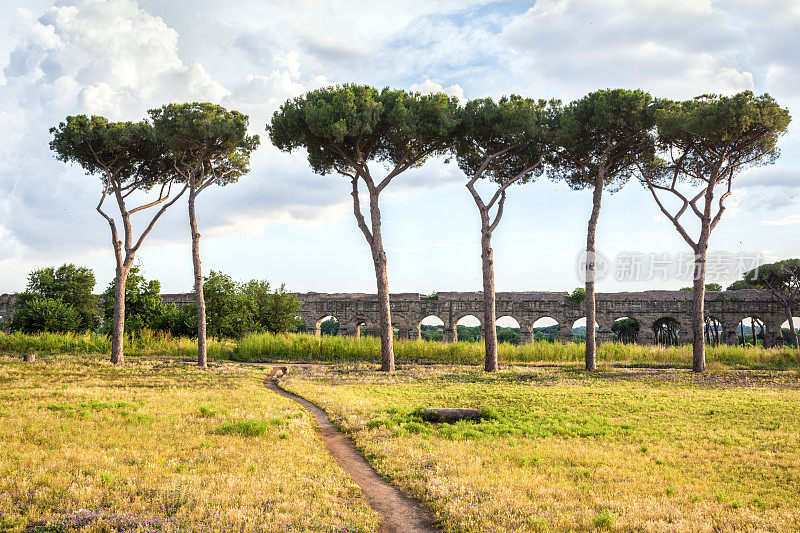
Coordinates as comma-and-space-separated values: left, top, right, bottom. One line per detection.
584, 179, 603, 372
111, 263, 130, 365
369, 193, 395, 372
691, 255, 707, 372
189, 183, 207, 368
481, 228, 498, 372
785, 305, 799, 349
691, 182, 718, 372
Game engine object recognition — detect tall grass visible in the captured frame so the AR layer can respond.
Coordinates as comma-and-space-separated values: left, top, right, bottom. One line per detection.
0, 330, 234, 360
232, 333, 800, 369
3, 330, 798, 368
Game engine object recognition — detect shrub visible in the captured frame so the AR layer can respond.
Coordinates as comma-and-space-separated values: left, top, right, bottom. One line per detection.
101, 267, 168, 334
11, 264, 99, 333
11, 297, 81, 334
568, 287, 586, 303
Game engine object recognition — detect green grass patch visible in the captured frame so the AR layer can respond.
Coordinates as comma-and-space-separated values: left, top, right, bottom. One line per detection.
213, 418, 286, 437
44, 399, 139, 418
282, 365, 800, 532
371, 405, 616, 440
0, 355, 379, 532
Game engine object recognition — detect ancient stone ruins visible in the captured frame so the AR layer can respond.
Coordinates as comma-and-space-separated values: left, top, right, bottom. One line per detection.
0, 289, 787, 346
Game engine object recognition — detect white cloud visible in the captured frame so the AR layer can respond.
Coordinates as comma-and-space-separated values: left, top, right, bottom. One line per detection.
736, 165, 800, 209
5, 0, 228, 118
762, 214, 800, 226
724, 188, 746, 218
2, 0, 800, 294
410, 78, 465, 103
500, 0, 753, 99
0, 0, 344, 283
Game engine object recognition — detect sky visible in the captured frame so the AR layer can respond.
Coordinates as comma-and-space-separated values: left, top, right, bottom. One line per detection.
1, 0, 799, 298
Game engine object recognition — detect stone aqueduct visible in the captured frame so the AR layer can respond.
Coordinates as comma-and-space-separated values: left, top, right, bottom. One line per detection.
0, 289, 790, 346
175, 289, 786, 346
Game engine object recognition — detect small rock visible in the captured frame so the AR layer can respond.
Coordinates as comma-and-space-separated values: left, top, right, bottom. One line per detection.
422, 408, 486, 424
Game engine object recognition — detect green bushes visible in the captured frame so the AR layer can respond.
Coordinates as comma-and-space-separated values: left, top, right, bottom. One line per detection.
100, 266, 169, 334
11, 264, 99, 333
203, 271, 301, 339
11, 297, 82, 333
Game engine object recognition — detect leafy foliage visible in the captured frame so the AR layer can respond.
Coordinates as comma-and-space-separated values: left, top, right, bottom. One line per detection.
680, 283, 722, 291
154, 303, 198, 338
742, 259, 800, 295
533, 324, 559, 342
457, 325, 481, 342
268, 84, 460, 176
101, 267, 168, 334
11, 297, 81, 334
150, 102, 260, 188
611, 318, 639, 344
242, 280, 301, 335
568, 287, 587, 303
320, 317, 340, 336
12, 264, 98, 333
204, 271, 300, 339
496, 328, 520, 345
49, 115, 169, 187
455, 96, 558, 184
420, 324, 443, 341
551, 89, 656, 191
654, 92, 791, 184
727, 279, 760, 290
203, 271, 253, 339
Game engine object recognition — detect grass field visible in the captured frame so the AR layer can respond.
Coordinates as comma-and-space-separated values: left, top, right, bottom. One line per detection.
3, 331, 799, 369
0, 355, 379, 532
281, 364, 800, 532
232, 333, 800, 369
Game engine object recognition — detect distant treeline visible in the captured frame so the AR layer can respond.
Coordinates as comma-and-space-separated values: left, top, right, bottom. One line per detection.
4, 264, 299, 339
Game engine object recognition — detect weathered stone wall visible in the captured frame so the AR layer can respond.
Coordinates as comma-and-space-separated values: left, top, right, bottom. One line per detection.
0, 289, 788, 346
0, 294, 15, 330
292, 290, 788, 347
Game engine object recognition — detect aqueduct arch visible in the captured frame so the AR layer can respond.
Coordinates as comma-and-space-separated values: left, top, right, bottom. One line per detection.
288, 290, 789, 347
0, 289, 789, 346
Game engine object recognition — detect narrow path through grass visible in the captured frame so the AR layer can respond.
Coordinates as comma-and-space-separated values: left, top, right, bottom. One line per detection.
264, 366, 437, 533
282, 363, 800, 532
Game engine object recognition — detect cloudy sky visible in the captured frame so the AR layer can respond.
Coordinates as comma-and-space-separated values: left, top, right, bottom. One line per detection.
1, 0, 799, 296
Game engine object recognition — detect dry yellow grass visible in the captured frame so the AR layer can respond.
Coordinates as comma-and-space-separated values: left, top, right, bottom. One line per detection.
282, 364, 800, 532
0, 355, 379, 532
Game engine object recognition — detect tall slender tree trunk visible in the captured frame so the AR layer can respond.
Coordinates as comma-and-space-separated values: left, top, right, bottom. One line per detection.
480, 225, 498, 372
784, 305, 799, 348
368, 193, 395, 372
691, 251, 707, 372
111, 260, 131, 365
584, 178, 603, 371
690, 185, 716, 373
188, 181, 207, 368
